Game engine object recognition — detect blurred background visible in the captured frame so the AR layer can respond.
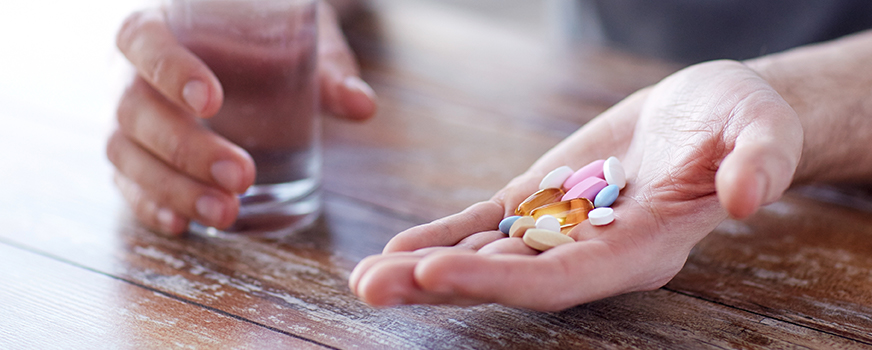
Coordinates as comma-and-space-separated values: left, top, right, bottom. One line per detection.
0, 0, 591, 128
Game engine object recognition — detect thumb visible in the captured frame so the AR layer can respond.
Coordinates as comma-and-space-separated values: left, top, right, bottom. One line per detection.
715, 92, 803, 219
317, 2, 377, 120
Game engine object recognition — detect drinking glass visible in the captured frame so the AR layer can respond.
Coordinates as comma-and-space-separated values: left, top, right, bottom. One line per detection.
167, 0, 321, 237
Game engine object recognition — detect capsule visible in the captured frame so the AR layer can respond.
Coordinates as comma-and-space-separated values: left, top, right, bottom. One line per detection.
515, 188, 565, 216
529, 198, 594, 226
568, 197, 594, 224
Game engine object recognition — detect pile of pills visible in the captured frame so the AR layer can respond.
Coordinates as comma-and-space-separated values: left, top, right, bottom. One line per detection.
498, 156, 627, 251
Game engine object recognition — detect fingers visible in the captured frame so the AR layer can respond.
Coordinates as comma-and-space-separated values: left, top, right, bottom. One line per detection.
107, 130, 240, 230
317, 2, 377, 120
363, 240, 645, 311
455, 230, 507, 250
350, 251, 421, 296
117, 9, 223, 117
114, 171, 189, 235
411, 214, 684, 310
351, 249, 483, 307
382, 201, 504, 253
349, 248, 458, 295
354, 202, 688, 311
355, 256, 442, 306
411, 250, 586, 310
477, 237, 538, 255
716, 89, 804, 219
117, 77, 256, 194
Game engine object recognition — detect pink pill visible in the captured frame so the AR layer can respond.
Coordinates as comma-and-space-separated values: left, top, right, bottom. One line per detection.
562, 177, 608, 202
562, 159, 605, 190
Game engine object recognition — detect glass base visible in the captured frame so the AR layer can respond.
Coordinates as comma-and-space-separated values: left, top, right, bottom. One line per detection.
189, 179, 321, 239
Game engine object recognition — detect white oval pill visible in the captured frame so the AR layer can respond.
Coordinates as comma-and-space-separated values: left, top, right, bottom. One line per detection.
535, 215, 561, 232
523, 229, 575, 251
603, 156, 626, 189
588, 207, 615, 226
539, 166, 574, 190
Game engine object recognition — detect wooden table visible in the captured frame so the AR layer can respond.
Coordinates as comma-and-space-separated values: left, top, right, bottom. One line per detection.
4, 0, 872, 348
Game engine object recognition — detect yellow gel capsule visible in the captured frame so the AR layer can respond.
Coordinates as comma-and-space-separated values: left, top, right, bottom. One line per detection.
529, 198, 594, 226
515, 188, 565, 216
567, 197, 594, 225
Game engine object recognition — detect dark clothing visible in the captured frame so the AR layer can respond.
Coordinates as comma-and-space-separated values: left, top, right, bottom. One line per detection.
589, 0, 872, 63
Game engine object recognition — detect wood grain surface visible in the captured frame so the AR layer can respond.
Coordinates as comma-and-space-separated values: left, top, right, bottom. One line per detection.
2, 0, 871, 348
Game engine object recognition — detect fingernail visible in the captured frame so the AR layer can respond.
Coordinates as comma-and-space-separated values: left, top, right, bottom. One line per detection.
343, 76, 376, 100
211, 160, 242, 192
156, 207, 180, 234
182, 80, 209, 114
196, 195, 225, 226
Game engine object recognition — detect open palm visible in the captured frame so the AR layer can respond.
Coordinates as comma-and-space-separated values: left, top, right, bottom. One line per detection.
350, 60, 803, 311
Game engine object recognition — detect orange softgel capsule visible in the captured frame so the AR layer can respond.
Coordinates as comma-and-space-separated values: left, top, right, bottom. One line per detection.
529, 198, 594, 226
515, 188, 565, 216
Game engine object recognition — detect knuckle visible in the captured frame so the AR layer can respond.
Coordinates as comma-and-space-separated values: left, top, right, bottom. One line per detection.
116, 11, 145, 51
129, 188, 151, 219
146, 170, 180, 207
117, 10, 162, 53
114, 172, 157, 227
116, 78, 167, 133
148, 51, 176, 88
162, 129, 190, 170
105, 131, 125, 166
147, 48, 197, 99
115, 84, 139, 126
116, 9, 187, 90
135, 200, 161, 231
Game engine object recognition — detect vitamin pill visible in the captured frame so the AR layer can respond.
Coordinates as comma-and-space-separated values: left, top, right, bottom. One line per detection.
530, 198, 594, 226
563, 159, 605, 190
589, 207, 615, 226
594, 184, 620, 208
603, 156, 627, 189
567, 197, 593, 224
523, 229, 575, 251
535, 215, 561, 232
515, 188, 565, 216
560, 223, 577, 235
562, 177, 608, 202
539, 166, 574, 190
499, 216, 522, 235
509, 216, 536, 238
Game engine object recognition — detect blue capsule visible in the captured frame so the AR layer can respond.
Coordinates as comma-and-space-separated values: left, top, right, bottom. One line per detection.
594, 184, 620, 208
499, 216, 522, 235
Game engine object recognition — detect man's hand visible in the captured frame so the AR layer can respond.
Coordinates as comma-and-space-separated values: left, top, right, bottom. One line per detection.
108, 2, 376, 235
349, 60, 803, 311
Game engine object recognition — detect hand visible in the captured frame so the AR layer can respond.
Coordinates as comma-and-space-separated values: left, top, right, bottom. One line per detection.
107, 2, 377, 235
349, 60, 803, 311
